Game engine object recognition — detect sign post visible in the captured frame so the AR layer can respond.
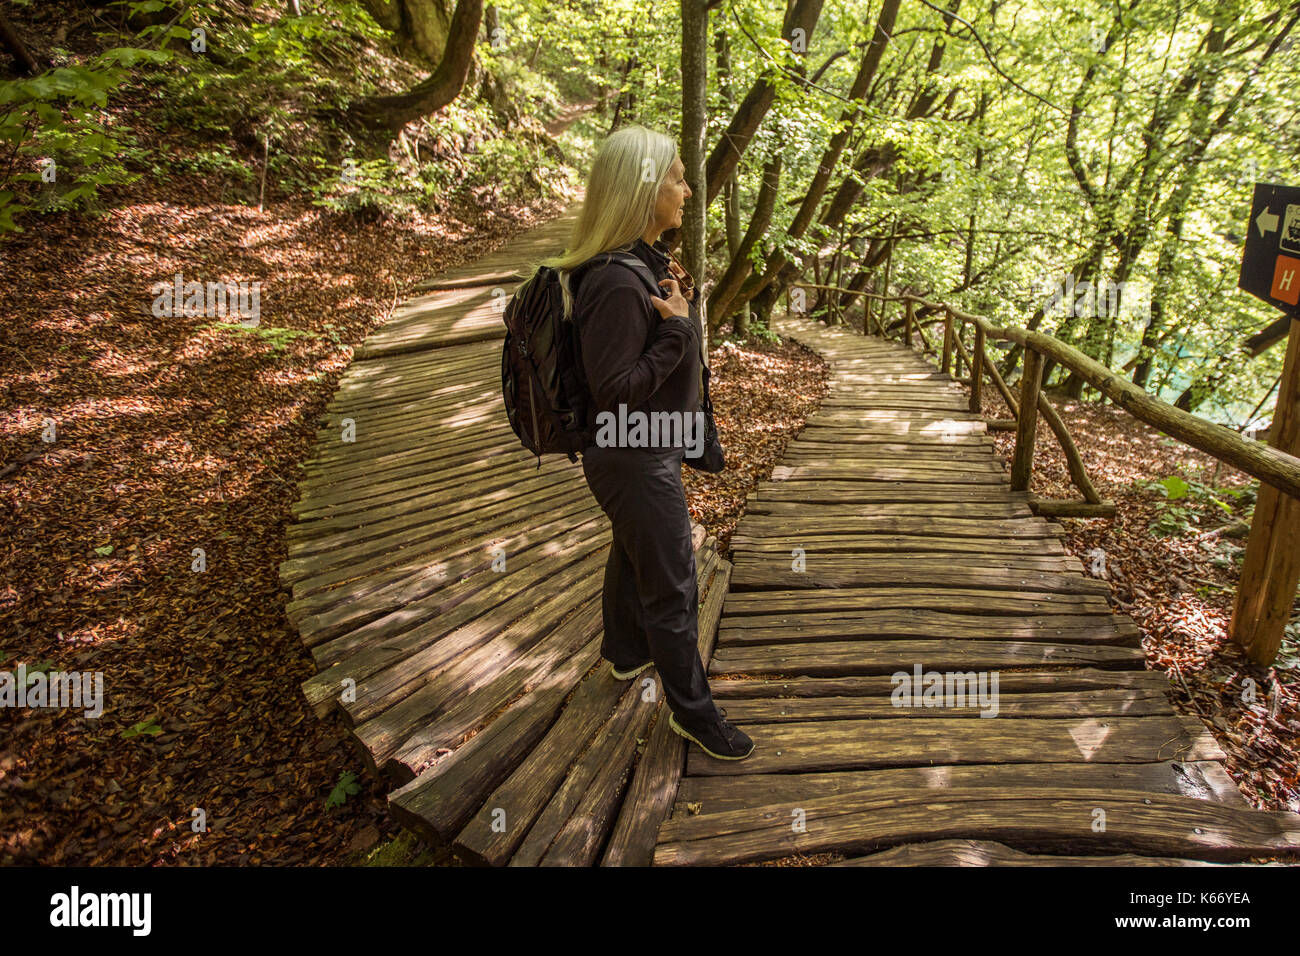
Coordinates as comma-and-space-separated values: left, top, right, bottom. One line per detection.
1231, 183, 1300, 666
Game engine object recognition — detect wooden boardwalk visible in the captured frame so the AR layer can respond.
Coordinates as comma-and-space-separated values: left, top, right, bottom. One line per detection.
282, 210, 731, 865
284, 212, 1300, 865
650, 314, 1300, 866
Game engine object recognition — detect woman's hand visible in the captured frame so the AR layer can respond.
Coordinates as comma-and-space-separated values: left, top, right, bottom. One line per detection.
652, 277, 693, 319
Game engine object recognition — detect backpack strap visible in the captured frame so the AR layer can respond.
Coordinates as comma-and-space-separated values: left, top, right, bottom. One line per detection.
601, 251, 666, 302
572, 249, 667, 303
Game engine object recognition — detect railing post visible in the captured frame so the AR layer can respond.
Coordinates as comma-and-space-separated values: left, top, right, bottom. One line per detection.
1010, 347, 1043, 492
1230, 314, 1300, 665
941, 310, 953, 376
970, 322, 985, 413
904, 299, 914, 348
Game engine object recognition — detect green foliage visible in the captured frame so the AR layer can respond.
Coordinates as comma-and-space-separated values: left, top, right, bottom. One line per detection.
309, 156, 422, 222
1159, 476, 1190, 501
325, 770, 361, 810
1139, 476, 1251, 538
121, 717, 163, 739
357, 829, 442, 866
201, 322, 319, 353
0, 2, 182, 231
742, 323, 782, 346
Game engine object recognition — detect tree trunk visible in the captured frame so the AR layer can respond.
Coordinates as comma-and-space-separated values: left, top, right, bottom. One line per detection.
702, 0, 825, 205
681, 0, 709, 314
346, 0, 484, 140
357, 0, 454, 66
0, 10, 39, 76
710, 155, 782, 332
716, 19, 741, 258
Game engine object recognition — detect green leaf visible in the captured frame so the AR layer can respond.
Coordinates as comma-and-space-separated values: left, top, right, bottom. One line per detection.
97, 47, 171, 69
325, 770, 361, 809
1160, 476, 1189, 500
94, 545, 114, 556
122, 718, 163, 738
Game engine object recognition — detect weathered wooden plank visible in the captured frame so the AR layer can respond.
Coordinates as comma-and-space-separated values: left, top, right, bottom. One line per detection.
682, 715, 1221, 777
714, 689, 1171, 721
376, 595, 605, 780
716, 609, 1140, 646
720, 586, 1112, 616
387, 639, 603, 845
708, 668, 1172, 699
297, 427, 512, 489
504, 658, 673, 865
734, 514, 1061, 539
438, 542, 720, 862
830, 839, 1235, 866
292, 450, 558, 522
771, 465, 1005, 483
301, 530, 608, 714
675, 760, 1247, 814
733, 551, 1081, 574
535, 692, 658, 867
281, 466, 581, 580
290, 480, 590, 603
709, 638, 1145, 678
731, 535, 1068, 558
292, 505, 603, 645
652, 786, 1300, 866
743, 502, 1038, 521
729, 557, 1111, 594
350, 548, 610, 766
454, 661, 631, 866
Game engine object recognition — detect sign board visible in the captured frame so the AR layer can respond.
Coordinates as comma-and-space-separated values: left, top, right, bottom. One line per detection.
1239, 182, 1300, 312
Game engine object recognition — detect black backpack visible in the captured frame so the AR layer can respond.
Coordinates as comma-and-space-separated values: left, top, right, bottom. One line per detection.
501, 250, 662, 468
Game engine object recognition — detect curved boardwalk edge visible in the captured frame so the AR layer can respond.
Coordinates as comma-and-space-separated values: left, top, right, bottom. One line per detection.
282, 208, 728, 865
646, 313, 1300, 867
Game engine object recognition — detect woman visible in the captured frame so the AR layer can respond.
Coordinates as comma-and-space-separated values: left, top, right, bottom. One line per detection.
537, 124, 754, 761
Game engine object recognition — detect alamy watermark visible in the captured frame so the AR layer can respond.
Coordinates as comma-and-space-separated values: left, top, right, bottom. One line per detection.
1032, 274, 1151, 320
891, 664, 1000, 717
49, 886, 150, 936
150, 273, 261, 326
592, 404, 707, 459
0, 664, 104, 718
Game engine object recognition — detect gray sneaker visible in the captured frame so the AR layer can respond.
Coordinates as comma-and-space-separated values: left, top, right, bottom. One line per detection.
669, 707, 755, 760
610, 659, 654, 680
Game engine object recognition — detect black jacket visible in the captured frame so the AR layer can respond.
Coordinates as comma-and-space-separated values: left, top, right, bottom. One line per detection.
571, 238, 701, 446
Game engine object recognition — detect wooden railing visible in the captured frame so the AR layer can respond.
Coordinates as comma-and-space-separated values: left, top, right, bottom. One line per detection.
795, 287, 1300, 509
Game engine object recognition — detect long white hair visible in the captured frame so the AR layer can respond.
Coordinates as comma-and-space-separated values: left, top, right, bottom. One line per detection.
533, 123, 677, 321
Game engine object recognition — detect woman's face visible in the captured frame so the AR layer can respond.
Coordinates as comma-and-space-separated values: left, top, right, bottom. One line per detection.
653, 155, 691, 233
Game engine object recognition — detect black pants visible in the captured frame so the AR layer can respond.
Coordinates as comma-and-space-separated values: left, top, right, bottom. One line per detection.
580, 441, 720, 731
